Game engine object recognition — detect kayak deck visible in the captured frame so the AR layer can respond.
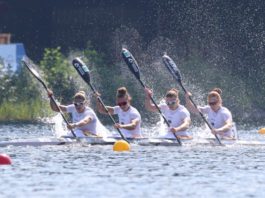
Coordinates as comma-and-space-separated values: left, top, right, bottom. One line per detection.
1, 136, 265, 147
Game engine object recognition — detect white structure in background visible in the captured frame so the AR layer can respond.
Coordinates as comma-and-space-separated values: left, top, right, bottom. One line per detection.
0, 33, 26, 73
0, 43, 26, 73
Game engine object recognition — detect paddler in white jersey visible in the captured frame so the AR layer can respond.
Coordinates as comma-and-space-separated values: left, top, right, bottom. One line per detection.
145, 88, 192, 139
47, 90, 108, 137
96, 87, 142, 138
185, 88, 235, 139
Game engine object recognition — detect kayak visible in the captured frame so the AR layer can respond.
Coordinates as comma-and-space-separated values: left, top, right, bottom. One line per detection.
1, 136, 265, 147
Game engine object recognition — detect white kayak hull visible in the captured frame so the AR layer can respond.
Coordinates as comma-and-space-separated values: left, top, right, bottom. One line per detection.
1, 137, 265, 147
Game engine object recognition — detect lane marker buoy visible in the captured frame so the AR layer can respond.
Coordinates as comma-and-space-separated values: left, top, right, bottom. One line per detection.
0, 154, 12, 165
113, 140, 130, 152
258, 128, 265, 134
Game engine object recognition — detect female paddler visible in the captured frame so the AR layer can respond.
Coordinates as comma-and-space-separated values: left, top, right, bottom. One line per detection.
96, 87, 142, 138
47, 90, 109, 137
185, 88, 236, 139
145, 88, 192, 139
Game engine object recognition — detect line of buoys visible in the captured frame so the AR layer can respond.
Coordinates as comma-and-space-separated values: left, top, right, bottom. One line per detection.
0, 154, 12, 165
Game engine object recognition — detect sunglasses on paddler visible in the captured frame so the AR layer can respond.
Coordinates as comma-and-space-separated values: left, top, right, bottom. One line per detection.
74, 102, 85, 107
117, 101, 128, 107
209, 101, 218, 106
166, 101, 176, 106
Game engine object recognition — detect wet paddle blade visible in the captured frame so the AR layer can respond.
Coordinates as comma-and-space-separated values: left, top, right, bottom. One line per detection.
21, 56, 48, 90
72, 58, 91, 84
121, 48, 141, 80
162, 54, 182, 82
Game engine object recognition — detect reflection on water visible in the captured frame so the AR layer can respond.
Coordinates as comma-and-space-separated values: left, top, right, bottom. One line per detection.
1, 123, 265, 198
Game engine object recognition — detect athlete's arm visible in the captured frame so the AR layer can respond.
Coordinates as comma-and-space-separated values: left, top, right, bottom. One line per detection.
47, 89, 67, 112
185, 92, 200, 114
145, 97, 158, 112
49, 99, 67, 112
170, 117, 191, 133
96, 99, 114, 115
144, 88, 158, 112
68, 116, 92, 129
115, 118, 139, 130
214, 119, 233, 134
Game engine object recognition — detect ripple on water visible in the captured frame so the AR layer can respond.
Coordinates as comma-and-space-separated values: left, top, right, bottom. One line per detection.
1, 124, 265, 198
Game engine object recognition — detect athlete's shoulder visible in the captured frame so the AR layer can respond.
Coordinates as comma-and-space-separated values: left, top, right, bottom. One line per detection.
130, 106, 141, 115
66, 104, 76, 112
220, 106, 232, 114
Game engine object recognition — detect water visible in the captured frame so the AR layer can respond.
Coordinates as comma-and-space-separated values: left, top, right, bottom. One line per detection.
1, 123, 265, 198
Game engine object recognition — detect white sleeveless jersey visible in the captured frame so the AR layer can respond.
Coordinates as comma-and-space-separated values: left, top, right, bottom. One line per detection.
113, 106, 142, 138
159, 104, 191, 138
66, 105, 108, 137
199, 105, 234, 138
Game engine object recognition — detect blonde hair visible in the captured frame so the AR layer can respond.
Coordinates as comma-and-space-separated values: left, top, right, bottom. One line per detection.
165, 88, 179, 98
165, 88, 180, 104
74, 91, 87, 101
116, 87, 131, 100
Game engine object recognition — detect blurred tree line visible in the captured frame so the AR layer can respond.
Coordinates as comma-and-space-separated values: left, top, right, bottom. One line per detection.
1, 0, 265, 123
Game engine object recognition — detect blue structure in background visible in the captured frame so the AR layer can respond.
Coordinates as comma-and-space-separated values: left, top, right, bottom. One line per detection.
0, 43, 26, 72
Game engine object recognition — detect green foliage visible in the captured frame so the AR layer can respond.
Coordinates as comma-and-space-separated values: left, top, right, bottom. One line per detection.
39, 47, 78, 103
0, 57, 50, 122
0, 100, 50, 122
1, 44, 264, 123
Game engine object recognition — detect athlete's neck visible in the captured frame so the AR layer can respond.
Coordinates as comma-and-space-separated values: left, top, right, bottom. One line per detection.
122, 105, 130, 112
169, 104, 179, 110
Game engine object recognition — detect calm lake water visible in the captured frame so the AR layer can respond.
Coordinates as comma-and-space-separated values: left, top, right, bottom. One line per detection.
1, 123, 265, 198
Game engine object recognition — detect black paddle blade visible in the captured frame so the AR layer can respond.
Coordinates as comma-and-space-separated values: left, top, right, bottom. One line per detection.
72, 57, 91, 84
121, 48, 141, 80
21, 56, 48, 90
162, 54, 182, 82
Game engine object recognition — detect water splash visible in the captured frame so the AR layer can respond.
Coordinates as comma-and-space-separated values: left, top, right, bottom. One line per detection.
51, 114, 69, 138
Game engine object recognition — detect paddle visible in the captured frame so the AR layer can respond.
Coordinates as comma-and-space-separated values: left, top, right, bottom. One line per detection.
162, 54, 222, 145
21, 56, 76, 137
72, 57, 129, 145
121, 48, 182, 146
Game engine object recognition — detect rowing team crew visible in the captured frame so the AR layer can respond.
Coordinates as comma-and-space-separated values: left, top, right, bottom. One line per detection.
47, 86, 236, 140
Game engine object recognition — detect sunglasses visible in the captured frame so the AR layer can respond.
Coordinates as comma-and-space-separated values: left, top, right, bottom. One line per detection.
117, 101, 127, 107
209, 102, 217, 106
74, 102, 85, 107
166, 101, 176, 106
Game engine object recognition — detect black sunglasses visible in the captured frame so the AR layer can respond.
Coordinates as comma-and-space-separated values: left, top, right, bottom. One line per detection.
209, 102, 217, 106
117, 101, 127, 106
166, 101, 176, 106
74, 102, 85, 107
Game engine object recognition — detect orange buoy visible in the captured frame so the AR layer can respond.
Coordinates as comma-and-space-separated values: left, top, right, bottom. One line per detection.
0, 154, 12, 165
113, 140, 130, 152
258, 128, 265, 134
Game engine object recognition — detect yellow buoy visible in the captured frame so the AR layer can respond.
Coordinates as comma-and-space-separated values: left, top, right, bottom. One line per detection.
113, 140, 130, 152
258, 128, 265, 134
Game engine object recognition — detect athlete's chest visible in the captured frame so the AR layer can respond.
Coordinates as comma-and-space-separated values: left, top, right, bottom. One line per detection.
118, 111, 133, 123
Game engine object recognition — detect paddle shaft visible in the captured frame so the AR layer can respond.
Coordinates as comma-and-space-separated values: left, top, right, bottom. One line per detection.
23, 60, 76, 137
138, 79, 182, 145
